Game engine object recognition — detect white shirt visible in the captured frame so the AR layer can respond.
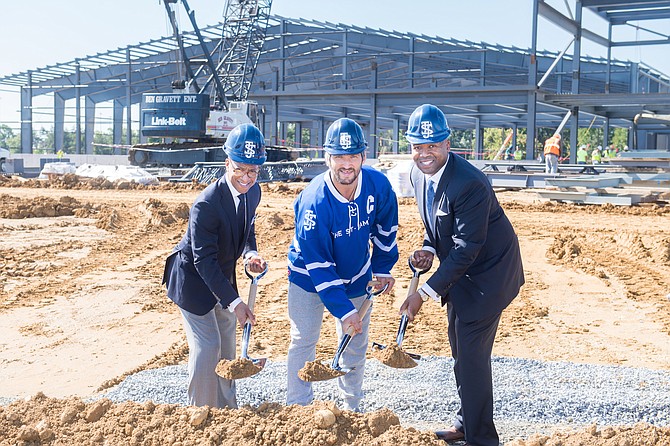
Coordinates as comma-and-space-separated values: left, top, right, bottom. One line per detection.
226, 183, 257, 312
420, 153, 450, 303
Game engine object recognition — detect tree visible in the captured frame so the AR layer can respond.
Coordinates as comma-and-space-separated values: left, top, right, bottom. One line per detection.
0, 124, 20, 151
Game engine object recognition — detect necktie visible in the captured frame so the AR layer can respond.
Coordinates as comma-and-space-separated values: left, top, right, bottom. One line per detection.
237, 194, 247, 240
426, 179, 435, 217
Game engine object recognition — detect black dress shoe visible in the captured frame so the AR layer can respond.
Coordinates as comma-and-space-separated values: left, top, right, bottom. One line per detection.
434, 427, 465, 442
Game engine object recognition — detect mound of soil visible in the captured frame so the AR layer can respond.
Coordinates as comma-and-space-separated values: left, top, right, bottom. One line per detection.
0, 393, 445, 446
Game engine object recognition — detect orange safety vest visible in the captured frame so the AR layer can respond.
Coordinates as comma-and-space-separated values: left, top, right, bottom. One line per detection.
544, 137, 560, 156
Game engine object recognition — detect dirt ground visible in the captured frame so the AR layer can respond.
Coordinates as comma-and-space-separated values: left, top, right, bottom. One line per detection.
1, 173, 669, 445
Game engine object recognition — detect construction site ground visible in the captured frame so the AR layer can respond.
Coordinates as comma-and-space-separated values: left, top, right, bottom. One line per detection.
0, 174, 669, 445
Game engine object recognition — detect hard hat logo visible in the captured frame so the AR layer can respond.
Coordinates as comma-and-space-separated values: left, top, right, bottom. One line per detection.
420, 121, 434, 139
224, 123, 267, 165
405, 104, 451, 145
244, 141, 257, 158
323, 118, 367, 155
339, 133, 352, 150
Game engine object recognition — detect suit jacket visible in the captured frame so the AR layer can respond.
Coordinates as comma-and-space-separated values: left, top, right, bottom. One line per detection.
162, 176, 260, 315
410, 153, 524, 322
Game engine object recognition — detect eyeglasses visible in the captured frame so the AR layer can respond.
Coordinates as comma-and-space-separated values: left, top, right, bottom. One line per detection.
228, 160, 260, 179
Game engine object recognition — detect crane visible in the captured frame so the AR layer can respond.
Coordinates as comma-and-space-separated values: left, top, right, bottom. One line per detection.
129, 0, 273, 167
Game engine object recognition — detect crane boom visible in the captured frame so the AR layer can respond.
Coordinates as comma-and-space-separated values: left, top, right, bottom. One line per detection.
132, 0, 275, 167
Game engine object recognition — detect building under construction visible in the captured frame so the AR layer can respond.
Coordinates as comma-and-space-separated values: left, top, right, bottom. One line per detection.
0, 0, 669, 164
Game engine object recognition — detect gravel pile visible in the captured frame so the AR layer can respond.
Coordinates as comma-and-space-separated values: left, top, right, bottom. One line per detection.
98, 356, 670, 441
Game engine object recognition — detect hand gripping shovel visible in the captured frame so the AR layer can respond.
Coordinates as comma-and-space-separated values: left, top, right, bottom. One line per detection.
215, 262, 268, 380
371, 257, 427, 368
298, 282, 389, 382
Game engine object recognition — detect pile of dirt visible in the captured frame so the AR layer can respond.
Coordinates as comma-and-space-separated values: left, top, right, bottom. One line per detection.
298, 361, 346, 382
0, 393, 444, 446
507, 422, 670, 446
0, 194, 92, 219
370, 344, 417, 369
215, 357, 263, 380
0, 174, 207, 191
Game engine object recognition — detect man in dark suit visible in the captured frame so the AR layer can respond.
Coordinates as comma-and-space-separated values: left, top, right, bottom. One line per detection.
399, 104, 525, 446
163, 123, 268, 409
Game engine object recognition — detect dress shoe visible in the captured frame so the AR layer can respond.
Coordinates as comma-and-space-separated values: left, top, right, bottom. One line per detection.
434, 426, 465, 442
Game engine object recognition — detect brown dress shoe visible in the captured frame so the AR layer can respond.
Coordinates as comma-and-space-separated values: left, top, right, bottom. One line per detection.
434, 426, 465, 442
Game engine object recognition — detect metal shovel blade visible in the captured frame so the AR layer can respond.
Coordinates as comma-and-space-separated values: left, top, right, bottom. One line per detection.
240, 321, 267, 369
371, 257, 426, 366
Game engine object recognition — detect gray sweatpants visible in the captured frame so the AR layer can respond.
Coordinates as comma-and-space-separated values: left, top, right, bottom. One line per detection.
286, 282, 371, 411
180, 305, 237, 408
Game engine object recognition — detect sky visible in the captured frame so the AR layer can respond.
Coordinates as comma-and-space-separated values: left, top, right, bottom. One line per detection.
1, 0, 668, 131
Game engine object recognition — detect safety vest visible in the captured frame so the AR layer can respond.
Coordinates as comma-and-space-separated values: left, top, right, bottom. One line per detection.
591, 150, 601, 163
544, 137, 560, 156
577, 148, 588, 163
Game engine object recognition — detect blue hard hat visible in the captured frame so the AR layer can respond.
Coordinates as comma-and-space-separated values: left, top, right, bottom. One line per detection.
224, 123, 266, 165
405, 104, 451, 144
323, 118, 367, 155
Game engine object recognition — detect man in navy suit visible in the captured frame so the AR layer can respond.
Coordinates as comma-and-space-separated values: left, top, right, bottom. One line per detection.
399, 105, 525, 446
163, 123, 268, 408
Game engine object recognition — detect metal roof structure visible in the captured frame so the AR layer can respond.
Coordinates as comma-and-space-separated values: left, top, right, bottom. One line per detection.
1, 0, 669, 159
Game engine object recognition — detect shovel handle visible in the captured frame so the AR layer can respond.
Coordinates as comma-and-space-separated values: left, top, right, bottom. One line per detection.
243, 262, 268, 320
344, 294, 375, 337
247, 282, 257, 312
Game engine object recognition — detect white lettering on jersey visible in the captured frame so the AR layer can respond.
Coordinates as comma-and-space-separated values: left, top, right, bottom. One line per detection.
367, 195, 374, 214
303, 210, 317, 231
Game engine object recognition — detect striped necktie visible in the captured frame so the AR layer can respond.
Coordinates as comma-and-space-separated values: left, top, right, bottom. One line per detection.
426, 179, 435, 217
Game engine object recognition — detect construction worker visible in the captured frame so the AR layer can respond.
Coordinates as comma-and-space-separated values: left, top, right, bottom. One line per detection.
608, 145, 618, 159
543, 134, 561, 174
576, 145, 588, 164
591, 146, 602, 164
513, 148, 524, 161
598, 146, 606, 160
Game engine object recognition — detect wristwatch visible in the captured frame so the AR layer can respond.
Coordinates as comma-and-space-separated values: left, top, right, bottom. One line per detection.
418, 287, 430, 302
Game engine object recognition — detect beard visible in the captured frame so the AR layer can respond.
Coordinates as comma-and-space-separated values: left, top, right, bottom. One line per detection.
332, 168, 358, 185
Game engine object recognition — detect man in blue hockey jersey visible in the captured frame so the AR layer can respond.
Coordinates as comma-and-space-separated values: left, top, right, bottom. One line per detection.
287, 118, 399, 412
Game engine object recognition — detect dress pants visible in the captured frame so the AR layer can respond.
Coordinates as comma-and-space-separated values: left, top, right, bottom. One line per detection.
180, 304, 237, 408
448, 302, 502, 446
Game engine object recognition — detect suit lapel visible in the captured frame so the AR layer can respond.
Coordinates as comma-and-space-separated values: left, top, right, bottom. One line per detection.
431, 153, 456, 244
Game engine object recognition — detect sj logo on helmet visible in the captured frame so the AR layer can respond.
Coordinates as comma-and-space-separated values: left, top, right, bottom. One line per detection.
339, 132, 352, 150
244, 141, 257, 158
420, 121, 434, 139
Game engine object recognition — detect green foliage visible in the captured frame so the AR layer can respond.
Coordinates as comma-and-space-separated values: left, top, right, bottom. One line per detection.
0, 124, 20, 151
611, 128, 628, 149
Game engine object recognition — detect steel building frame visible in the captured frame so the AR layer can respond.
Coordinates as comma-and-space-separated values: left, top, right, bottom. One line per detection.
1, 1, 668, 159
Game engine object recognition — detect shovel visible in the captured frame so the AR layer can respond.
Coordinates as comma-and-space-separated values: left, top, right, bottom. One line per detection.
215, 262, 268, 379
298, 282, 389, 382
371, 257, 427, 366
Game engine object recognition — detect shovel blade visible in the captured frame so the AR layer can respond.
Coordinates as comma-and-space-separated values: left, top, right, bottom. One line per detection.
250, 357, 267, 369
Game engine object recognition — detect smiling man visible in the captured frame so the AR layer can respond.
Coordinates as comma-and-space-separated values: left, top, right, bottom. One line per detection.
162, 123, 268, 409
286, 118, 399, 412
399, 104, 525, 446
